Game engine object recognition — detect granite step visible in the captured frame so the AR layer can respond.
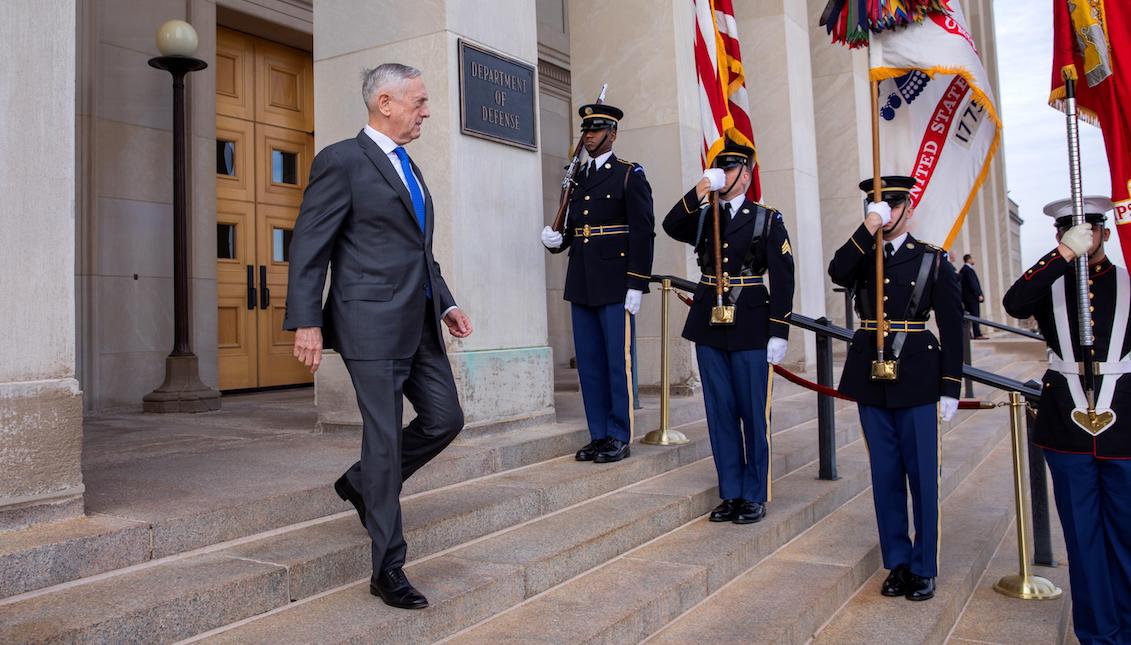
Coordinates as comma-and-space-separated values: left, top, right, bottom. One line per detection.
0, 394, 711, 600
175, 382, 863, 644
444, 379, 1017, 645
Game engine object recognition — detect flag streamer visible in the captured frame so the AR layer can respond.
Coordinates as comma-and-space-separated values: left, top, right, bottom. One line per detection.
820, 0, 953, 49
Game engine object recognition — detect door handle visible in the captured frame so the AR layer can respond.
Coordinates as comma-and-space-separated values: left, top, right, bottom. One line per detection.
259, 265, 270, 309
246, 265, 256, 310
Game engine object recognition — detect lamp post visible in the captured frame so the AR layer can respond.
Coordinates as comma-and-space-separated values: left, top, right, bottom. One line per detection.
143, 20, 221, 413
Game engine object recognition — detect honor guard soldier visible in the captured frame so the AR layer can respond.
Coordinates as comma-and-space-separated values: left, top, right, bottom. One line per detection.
1003, 197, 1131, 644
827, 176, 964, 601
662, 139, 794, 525
541, 103, 655, 463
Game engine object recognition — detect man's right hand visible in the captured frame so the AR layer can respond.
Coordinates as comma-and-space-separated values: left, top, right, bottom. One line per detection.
1058, 223, 1092, 261
293, 327, 323, 374
865, 201, 892, 229
541, 225, 563, 249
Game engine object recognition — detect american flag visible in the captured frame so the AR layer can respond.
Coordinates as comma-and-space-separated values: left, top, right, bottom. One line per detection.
694, 0, 761, 201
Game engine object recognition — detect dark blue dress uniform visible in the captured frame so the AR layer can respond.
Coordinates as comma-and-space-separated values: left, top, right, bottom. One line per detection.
827, 176, 963, 592
662, 141, 795, 518
1002, 197, 1131, 644
547, 103, 655, 458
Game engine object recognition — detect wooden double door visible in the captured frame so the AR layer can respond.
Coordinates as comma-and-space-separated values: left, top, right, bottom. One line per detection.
215, 27, 314, 390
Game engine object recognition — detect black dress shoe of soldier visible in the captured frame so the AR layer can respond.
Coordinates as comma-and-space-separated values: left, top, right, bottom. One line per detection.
334, 474, 367, 528
594, 438, 630, 463
575, 439, 606, 461
732, 500, 766, 524
370, 568, 429, 609
709, 499, 738, 522
904, 574, 935, 601
881, 564, 910, 596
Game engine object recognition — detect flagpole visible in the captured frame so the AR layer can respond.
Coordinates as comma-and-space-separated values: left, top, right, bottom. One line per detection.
1062, 71, 1100, 425
710, 189, 734, 325
869, 40, 895, 380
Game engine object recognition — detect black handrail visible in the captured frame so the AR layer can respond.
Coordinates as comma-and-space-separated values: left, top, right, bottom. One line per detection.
965, 314, 1043, 341
649, 273, 1051, 564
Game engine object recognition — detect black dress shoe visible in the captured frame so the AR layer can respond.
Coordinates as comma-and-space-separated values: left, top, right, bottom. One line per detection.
709, 499, 738, 522
904, 574, 935, 601
594, 438, 630, 463
334, 474, 366, 528
732, 500, 766, 524
575, 439, 606, 461
881, 564, 910, 597
370, 567, 429, 609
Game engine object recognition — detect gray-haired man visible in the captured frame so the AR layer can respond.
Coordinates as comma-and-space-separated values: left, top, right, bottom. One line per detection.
284, 63, 473, 609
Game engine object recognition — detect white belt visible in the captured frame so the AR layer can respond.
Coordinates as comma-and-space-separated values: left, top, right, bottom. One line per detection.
1048, 353, 1131, 376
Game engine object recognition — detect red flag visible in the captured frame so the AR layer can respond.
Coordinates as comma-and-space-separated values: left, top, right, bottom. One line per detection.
694, 0, 761, 200
1051, 0, 1131, 262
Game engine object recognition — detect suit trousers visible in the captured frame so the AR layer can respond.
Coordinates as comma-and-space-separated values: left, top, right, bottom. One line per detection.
695, 344, 772, 503
342, 302, 463, 574
858, 403, 940, 578
964, 301, 982, 337
1044, 450, 1131, 645
571, 302, 635, 443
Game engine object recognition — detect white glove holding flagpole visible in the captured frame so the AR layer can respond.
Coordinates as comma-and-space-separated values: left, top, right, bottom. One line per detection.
766, 337, 788, 365
939, 396, 959, 422
703, 168, 726, 192
867, 201, 892, 226
541, 225, 563, 249
1059, 223, 1092, 259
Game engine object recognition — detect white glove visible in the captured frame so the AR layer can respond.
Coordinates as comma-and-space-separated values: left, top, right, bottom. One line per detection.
766, 337, 788, 365
703, 168, 726, 192
1060, 223, 1093, 258
867, 201, 892, 226
624, 289, 643, 316
939, 396, 959, 422
541, 225, 563, 249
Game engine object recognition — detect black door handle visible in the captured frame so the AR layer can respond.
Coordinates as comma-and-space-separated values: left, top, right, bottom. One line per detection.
246, 265, 256, 310
259, 265, 270, 309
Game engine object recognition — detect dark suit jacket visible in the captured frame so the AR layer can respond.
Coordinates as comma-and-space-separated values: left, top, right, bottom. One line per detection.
959, 264, 982, 310
662, 188, 795, 351
828, 225, 964, 406
283, 130, 457, 360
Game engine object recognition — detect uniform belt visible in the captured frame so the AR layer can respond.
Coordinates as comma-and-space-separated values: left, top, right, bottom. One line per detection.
1048, 353, 1131, 376
573, 224, 629, 237
860, 319, 928, 332
700, 274, 764, 288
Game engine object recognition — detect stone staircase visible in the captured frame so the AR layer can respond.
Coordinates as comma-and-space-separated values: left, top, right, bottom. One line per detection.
0, 344, 1072, 644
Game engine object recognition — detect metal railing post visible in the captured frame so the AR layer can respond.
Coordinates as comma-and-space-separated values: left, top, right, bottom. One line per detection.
642, 279, 688, 446
815, 317, 838, 480
1024, 385, 1055, 566
962, 319, 975, 398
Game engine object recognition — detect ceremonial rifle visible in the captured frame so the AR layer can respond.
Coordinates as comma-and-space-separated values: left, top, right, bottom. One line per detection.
550, 84, 607, 233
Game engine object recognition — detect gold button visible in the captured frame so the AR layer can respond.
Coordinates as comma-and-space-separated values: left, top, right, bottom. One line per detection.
723, 242, 729, 249
884, 331, 890, 337
883, 296, 889, 301
584, 195, 590, 201
1090, 292, 1095, 299
927, 345, 933, 350
883, 312, 889, 318
723, 272, 730, 277
606, 194, 611, 198
723, 257, 729, 263
1089, 280, 1094, 286
910, 281, 916, 286
1040, 261, 1045, 266
620, 252, 625, 257
907, 243, 915, 249
583, 238, 590, 244
583, 210, 589, 215
884, 278, 890, 284
1090, 306, 1095, 312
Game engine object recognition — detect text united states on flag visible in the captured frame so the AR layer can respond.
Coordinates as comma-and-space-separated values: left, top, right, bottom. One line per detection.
694, 0, 761, 201
868, 4, 1002, 250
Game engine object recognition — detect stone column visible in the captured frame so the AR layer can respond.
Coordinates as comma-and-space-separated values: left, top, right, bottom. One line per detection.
567, 0, 703, 392
0, 0, 84, 529
735, 0, 827, 367
312, 0, 554, 430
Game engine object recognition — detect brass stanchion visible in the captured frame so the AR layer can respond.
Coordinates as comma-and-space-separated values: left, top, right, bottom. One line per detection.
993, 391, 1062, 600
642, 279, 689, 446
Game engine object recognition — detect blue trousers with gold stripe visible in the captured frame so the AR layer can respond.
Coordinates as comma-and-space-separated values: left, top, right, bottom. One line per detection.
695, 345, 772, 503
1043, 450, 1131, 645
858, 403, 940, 578
571, 303, 634, 444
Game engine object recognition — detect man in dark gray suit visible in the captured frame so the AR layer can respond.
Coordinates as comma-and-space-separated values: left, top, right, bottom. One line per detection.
284, 63, 473, 610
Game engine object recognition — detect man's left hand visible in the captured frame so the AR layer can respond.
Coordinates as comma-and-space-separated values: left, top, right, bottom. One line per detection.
978, 296, 984, 302
443, 308, 473, 338
624, 289, 643, 316
766, 337, 788, 365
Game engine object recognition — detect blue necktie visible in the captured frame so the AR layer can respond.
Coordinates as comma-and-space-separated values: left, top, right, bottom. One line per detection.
393, 146, 431, 298
393, 146, 426, 234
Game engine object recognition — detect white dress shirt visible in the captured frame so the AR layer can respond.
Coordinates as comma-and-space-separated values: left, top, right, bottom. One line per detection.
362, 125, 458, 319
723, 194, 745, 218
885, 232, 909, 257
589, 150, 614, 170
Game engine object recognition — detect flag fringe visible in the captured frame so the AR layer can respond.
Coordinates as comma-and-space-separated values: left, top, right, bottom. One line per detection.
1048, 85, 1104, 127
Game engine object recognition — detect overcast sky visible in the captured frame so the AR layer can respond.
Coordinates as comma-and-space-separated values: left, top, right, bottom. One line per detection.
991, 0, 1122, 267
